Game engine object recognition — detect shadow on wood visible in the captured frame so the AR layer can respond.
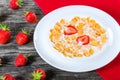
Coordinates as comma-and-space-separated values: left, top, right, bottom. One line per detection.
15, 76, 25, 80
0, 15, 8, 22
46, 69, 55, 80
1, 56, 9, 65
27, 55, 36, 65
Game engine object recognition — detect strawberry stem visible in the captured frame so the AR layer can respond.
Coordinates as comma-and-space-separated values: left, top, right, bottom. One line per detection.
24, 54, 29, 61
0, 23, 10, 31
1, 76, 5, 80
24, 11, 29, 16
32, 71, 43, 80
17, 0, 23, 7
22, 28, 31, 36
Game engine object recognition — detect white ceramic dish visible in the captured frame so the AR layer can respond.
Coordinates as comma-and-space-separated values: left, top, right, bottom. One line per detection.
34, 5, 120, 72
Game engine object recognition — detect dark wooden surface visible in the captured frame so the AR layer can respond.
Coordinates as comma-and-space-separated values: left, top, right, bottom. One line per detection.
0, 0, 103, 80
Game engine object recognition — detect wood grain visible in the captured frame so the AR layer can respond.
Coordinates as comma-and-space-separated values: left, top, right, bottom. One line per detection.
0, 0, 103, 80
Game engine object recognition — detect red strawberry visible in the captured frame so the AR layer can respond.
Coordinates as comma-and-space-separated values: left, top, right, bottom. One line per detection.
1, 74, 16, 80
64, 25, 78, 35
9, 0, 23, 9
32, 68, 46, 80
16, 29, 30, 45
25, 11, 38, 23
14, 54, 27, 67
76, 35, 90, 45
0, 24, 11, 44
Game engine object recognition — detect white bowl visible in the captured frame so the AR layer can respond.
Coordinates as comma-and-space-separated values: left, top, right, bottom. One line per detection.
34, 5, 120, 72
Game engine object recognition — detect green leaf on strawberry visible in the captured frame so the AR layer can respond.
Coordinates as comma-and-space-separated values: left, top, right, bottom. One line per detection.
9, 0, 23, 9
0, 23, 11, 44
32, 68, 46, 80
32, 71, 43, 80
17, 0, 23, 7
22, 28, 31, 36
1, 76, 5, 80
1, 74, 16, 80
0, 23, 10, 31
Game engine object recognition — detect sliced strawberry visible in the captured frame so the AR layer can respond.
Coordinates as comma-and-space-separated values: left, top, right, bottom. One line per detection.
1, 74, 16, 80
64, 25, 78, 35
76, 35, 90, 45
32, 68, 46, 80
9, 0, 23, 9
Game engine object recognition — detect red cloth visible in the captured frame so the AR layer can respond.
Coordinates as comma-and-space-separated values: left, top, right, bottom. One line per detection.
34, 0, 120, 25
97, 53, 120, 80
34, 0, 120, 80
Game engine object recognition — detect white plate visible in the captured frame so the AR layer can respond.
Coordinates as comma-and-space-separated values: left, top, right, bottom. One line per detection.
34, 5, 120, 72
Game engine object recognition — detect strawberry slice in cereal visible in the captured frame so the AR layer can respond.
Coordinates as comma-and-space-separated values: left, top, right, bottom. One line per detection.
76, 35, 90, 45
49, 16, 107, 58
64, 25, 78, 35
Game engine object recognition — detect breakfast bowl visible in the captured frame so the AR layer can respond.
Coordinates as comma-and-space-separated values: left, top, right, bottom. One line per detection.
34, 5, 120, 72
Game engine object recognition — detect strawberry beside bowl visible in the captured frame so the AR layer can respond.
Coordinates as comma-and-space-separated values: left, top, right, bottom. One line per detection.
33, 5, 120, 72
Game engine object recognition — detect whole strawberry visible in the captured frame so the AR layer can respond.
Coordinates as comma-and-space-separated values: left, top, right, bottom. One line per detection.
1, 74, 16, 80
14, 54, 27, 67
32, 68, 46, 80
25, 11, 38, 23
9, 0, 23, 9
0, 23, 11, 44
16, 29, 30, 45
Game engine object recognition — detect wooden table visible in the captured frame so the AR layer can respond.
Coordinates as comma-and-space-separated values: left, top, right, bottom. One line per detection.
0, 0, 103, 80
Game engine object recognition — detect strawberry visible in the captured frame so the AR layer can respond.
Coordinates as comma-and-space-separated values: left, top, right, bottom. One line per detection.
76, 35, 90, 45
16, 29, 30, 45
32, 68, 46, 80
25, 11, 38, 23
0, 23, 11, 44
64, 25, 78, 35
9, 0, 23, 9
1, 74, 16, 80
14, 54, 27, 67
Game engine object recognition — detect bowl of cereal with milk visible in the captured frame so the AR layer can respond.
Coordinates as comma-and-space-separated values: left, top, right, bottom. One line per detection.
49, 16, 107, 58
34, 5, 120, 72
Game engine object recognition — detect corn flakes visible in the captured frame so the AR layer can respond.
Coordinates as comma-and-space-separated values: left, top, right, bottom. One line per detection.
49, 17, 107, 58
